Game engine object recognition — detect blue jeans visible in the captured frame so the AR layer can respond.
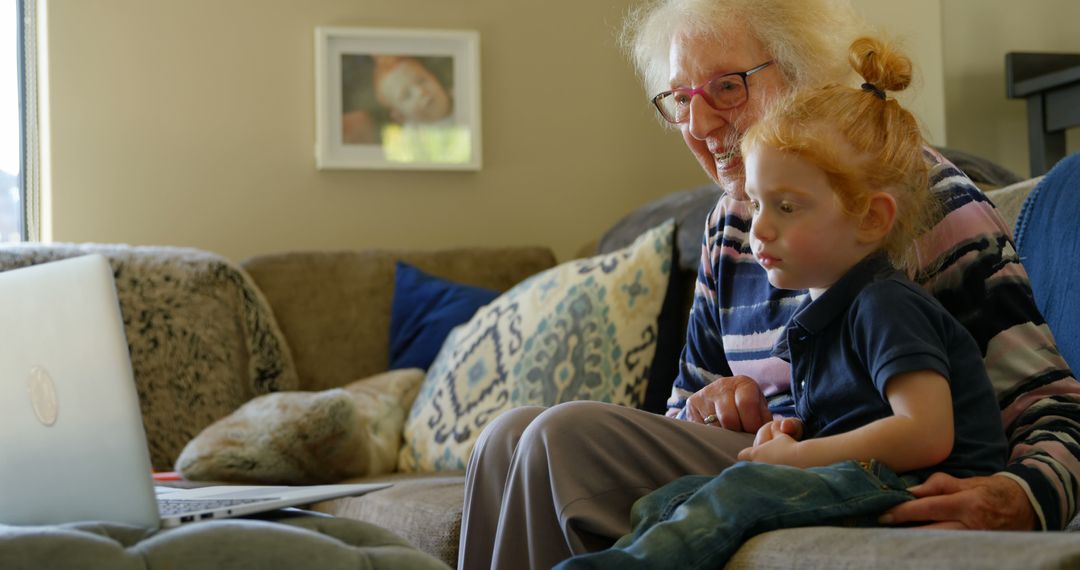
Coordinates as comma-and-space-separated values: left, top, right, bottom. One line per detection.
554, 460, 916, 570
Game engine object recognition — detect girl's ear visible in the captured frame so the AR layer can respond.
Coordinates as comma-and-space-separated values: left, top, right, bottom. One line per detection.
858, 192, 897, 243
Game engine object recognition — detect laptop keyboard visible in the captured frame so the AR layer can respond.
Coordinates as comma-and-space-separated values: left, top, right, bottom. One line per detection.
158, 497, 275, 516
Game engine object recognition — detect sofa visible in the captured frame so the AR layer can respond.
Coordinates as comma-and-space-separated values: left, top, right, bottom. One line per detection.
2, 151, 1080, 570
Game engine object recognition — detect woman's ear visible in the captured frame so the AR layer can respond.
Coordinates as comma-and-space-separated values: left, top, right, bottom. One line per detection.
858, 192, 897, 243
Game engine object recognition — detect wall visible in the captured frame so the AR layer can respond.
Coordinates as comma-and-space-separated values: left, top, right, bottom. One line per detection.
942, 0, 1080, 177
40, 0, 704, 260
854, 0, 947, 147
39, 0, 945, 261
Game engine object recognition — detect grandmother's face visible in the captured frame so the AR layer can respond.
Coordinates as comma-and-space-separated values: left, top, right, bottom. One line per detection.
668, 28, 787, 197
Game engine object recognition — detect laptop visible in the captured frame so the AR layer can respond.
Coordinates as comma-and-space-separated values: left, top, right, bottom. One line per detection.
0, 254, 389, 529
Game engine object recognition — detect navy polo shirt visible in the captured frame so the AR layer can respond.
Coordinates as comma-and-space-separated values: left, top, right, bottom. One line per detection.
772, 253, 1008, 479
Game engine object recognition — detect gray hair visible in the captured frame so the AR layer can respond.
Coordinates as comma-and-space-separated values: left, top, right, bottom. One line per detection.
621, 0, 864, 97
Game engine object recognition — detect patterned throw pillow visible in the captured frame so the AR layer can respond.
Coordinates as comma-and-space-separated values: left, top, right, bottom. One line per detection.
398, 220, 674, 472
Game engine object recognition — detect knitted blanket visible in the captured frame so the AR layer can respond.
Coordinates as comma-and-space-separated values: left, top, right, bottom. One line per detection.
0, 243, 299, 469
1015, 152, 1080, 369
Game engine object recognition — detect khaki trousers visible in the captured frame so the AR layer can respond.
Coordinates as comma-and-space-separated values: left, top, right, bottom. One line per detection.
458, 401, 755, 570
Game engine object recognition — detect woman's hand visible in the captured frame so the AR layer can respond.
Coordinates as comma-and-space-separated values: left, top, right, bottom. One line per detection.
684, 375, 771, 433
878, 472, 1038, 530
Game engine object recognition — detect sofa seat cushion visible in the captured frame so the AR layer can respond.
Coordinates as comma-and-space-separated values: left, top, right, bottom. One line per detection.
727, 526, 1080, 569
313, 472, 465, 569
0, 514, 449, 569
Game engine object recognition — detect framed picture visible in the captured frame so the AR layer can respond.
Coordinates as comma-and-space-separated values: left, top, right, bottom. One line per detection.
315, 27, 482, 171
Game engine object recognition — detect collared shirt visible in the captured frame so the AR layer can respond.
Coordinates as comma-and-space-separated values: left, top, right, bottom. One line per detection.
771, 253, 1007, 480
670, 149, 1080, 529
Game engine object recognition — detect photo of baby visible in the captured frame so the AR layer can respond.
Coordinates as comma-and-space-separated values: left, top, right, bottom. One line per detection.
340, 54, 454, 145
316, 27, 479, 170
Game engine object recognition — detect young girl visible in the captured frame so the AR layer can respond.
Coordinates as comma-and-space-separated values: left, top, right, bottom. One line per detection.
554, 37, 1008, 570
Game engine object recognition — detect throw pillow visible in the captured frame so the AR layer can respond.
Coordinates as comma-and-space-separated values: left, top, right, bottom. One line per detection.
389, 261, 500, 371
175, 368, 424, 484
398, 220, 675, 472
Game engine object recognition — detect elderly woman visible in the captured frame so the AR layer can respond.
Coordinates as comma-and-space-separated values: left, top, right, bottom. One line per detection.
458, 1, 1080, 568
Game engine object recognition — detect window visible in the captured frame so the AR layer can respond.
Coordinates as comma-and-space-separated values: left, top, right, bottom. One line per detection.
1, 0, 25, 242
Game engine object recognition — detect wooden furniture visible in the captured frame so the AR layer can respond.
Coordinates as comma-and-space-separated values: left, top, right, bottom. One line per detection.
1006, 52, 1080, 177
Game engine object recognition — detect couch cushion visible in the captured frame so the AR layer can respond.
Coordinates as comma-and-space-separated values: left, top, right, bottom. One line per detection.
935, 146, 1025, 191
313, 472, 466, 569
727, 526, 1080, 569
242, 247, 557, 392
389, 262, 499, 371
398, 221, 675, 473
982, 176, 1043, 233
0, 514, 449, 570
598, 184, 721, 275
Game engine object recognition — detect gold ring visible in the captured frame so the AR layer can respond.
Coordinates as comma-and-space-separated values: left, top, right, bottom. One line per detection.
703, 414, 718, 425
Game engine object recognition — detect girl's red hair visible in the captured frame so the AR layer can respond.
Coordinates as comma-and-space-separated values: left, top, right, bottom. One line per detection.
741, 37, 934, 274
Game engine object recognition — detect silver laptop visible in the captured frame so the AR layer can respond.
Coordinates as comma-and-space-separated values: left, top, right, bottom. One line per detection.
0, 254, 389, 529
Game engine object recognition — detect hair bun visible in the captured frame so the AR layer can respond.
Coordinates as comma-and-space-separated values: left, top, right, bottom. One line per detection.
848, 37, 912, 94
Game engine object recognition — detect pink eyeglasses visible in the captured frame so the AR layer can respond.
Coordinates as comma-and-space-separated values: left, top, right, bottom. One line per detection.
651, 60, 774, 124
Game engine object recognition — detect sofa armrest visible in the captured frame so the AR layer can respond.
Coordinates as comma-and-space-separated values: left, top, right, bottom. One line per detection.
0, 243, 299, 469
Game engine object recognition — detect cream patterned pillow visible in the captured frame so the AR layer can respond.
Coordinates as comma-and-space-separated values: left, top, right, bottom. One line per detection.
398, 220, 674, 472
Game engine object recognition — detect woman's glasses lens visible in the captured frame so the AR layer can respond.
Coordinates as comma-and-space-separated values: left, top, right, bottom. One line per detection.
653, 61, 774, 124
658, 75, 748, 123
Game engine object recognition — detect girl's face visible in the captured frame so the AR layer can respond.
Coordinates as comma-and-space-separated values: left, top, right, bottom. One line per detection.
667, 27, 787, 198
744, 145, 874, 299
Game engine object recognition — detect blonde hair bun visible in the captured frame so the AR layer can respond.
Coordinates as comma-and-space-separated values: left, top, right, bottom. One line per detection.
848, 36, 912, 94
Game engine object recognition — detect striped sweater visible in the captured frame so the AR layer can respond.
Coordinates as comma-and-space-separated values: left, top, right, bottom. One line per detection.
669, 148, 1080, 530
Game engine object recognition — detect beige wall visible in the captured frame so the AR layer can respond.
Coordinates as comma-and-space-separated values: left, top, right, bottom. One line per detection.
40, 0, 709, 261
943, 0, 1080, 177
39, 0, 946, 261
854, 0, 947, 147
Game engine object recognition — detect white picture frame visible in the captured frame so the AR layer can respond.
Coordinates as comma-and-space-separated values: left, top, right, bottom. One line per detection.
315, 27, 482, 171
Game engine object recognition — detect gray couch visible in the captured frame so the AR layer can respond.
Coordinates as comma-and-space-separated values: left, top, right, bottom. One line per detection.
0, 242, 558, 568
2, 168, 1078, 569
238, 247, 558, 564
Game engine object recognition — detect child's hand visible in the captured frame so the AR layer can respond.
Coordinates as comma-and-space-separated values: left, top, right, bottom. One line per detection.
737, 418, 805, 465
751, 419, 782, 447
750, 418, 804, 447
737, 430, 801, 465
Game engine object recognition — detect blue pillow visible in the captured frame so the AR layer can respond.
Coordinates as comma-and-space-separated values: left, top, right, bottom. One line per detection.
388, 261, 500, 371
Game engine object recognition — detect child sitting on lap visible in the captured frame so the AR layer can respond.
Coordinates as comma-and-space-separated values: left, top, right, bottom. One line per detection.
555, 36, 1009, 570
